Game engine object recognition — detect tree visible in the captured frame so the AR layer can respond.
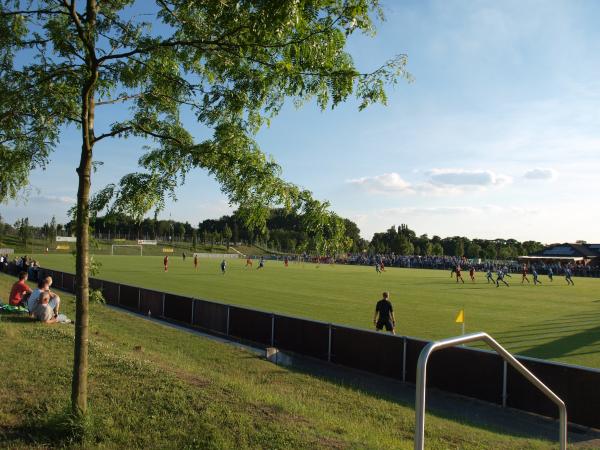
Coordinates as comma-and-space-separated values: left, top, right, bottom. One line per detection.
16, 217, 31, 245
432, 242, 444, 256
223, 224, 232, 249
453, 239, 464, 257
0, 0, 408, 416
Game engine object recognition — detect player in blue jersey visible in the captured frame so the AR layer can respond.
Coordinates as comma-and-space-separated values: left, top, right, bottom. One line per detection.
486, 268, 494, 284
220, 259, 227, 275
496, 269, 509, 287
532, 267, 542, 285
565, 266, 574, 285
547, 267, 553, 282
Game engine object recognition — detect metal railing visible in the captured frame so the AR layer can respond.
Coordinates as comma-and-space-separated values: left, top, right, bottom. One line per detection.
414, 332, 567, 450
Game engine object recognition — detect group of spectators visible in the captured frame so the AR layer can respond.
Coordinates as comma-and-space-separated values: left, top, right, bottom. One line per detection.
269, 252, 600, 278
0, 255, 41, 280
7, 271, 61, 324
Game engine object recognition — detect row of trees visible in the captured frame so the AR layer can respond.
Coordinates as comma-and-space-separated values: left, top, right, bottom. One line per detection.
50, 211, 547, 259
0, 215, 61, 246
369, 224, 544, 259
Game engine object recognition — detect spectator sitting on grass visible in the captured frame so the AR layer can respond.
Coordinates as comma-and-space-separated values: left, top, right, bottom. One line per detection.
8, 271, 32, 307
27, 277, 61, 318
33, 292, 57, 324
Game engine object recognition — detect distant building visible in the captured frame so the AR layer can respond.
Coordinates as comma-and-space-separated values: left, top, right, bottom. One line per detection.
519, 243, 600, 266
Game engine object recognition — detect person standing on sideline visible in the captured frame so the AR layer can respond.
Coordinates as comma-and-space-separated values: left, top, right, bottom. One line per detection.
182, 251, 186, 262
373, 292, 396, 335
193, 254, 198, 270
163, 255, 169, 272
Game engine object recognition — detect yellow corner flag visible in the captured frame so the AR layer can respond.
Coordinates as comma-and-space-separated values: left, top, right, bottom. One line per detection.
455, 309, 464, 324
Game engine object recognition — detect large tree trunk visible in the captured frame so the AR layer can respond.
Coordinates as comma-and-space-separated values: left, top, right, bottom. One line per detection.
72, 15, 98, 414
72, 87, 96, 415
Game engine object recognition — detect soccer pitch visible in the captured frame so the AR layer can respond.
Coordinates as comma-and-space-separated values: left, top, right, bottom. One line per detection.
33, 254, 600, 369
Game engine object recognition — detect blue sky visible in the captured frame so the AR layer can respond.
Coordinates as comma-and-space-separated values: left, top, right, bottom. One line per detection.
3, 0, 600, 243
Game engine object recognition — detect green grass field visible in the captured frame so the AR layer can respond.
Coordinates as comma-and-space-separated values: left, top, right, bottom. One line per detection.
0, 273, 566, 449
26, 254, 600, 369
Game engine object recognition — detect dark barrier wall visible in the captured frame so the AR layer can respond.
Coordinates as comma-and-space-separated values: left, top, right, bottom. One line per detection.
89, 277, 103, 291
34, 267, 600, 429
140, 289, 163, 317
331, 325, 404, 379
193, 300, 228, 334
119, 284, 140, 310
507, 358, 600, 429
274, 316, 329, 360
228, 306, 272, 346
429, 346, 504, 405
163, 294, 193, 324
102, 281, 119, 305
62, 273, 75, 293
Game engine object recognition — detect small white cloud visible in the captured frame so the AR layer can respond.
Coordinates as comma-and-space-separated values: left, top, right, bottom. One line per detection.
524, 168, 558, 181
32, 195, 76, 204
348, 172, 414, 194
427, 168, 511, 187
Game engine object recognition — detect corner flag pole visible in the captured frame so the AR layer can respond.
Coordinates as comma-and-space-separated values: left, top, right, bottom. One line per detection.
455, 309, 465, 336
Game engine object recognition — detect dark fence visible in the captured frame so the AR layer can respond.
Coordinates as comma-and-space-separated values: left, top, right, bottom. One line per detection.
33, 267, 600, 429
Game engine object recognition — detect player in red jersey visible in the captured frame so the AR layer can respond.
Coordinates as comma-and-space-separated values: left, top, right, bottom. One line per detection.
284, 256, 289, 267
469, 266, 475, 282
163, 255, 169, 272
193, 254, 198, 270
455, 265, 465, 283
380, 260, 386, 272
521, 265, 530, 284
245, 257, 253, 268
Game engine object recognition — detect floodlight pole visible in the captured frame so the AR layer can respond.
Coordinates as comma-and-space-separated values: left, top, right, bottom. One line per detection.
414, 332, 567, 450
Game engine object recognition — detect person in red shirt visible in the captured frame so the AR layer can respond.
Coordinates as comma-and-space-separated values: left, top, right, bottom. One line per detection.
9, 271, 32, 306
521, 265, 530, 284
469, 266, 475, 282
455, 265, 465, 284
163, 255, 169, 272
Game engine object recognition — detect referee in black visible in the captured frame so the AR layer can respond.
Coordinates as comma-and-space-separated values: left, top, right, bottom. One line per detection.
373, 292, 396, 335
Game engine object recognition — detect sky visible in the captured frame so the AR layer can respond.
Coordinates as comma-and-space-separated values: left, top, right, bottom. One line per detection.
2, 0, 600, 244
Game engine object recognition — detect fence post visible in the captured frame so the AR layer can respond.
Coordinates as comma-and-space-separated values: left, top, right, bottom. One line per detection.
402, 337, 407, 382
327, 324, 332, 362
117, 284, 121, 305
161, 293, 165, 317
270, 314, 275, 347
191, 299, 196, 325
502, 360, 508, 407
226, 306, 230, 335
137, 289, 141, 311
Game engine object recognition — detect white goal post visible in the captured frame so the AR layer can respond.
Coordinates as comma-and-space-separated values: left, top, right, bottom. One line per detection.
111, 244, 143, 256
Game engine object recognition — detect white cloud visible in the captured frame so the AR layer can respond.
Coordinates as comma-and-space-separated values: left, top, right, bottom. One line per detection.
348, 172, 414, 194
523, 168, 558, 181
427, 168, 512, 187
32, 195, 76, 205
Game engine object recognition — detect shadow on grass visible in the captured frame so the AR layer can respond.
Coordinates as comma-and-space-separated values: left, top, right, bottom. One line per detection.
274, 351, 600, 446
490, 311, 600, 361
0, 408, 90, 448
0, 314, 34, 323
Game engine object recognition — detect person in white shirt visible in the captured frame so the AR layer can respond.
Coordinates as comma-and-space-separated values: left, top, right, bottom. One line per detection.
28, 277, 61, 317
